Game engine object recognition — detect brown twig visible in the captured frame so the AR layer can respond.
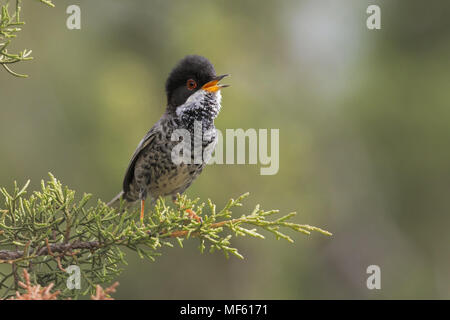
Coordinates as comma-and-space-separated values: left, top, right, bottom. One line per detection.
12, 263, 19, 291
45, 237, 65, 272
0, 240, 101, 261
166, 218, 241, 238
0, 218, 243, 261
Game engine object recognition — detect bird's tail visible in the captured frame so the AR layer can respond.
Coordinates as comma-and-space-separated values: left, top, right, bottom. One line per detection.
107, 191, 124, 207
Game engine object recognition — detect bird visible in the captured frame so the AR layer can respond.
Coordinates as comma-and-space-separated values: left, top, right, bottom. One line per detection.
108, 55, 229, 224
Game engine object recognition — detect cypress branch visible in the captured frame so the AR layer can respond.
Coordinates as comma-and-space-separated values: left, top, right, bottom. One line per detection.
0, 0, 54, 77
0, 173, 331, 299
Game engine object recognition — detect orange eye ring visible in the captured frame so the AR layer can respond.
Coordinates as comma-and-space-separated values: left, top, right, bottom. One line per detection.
186, 79, 197, 90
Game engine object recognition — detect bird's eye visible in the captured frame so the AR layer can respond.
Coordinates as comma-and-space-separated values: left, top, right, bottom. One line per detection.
186, 79, 197, 90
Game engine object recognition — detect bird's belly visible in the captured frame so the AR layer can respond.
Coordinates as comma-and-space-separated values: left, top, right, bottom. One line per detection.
147, 163, 203, 198
131, 131, 216, 201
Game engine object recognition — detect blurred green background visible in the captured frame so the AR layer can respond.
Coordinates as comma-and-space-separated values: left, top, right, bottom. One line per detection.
1, 0, 450, 299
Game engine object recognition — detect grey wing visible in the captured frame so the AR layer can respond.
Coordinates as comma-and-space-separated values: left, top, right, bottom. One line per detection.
122, 128, 157, 194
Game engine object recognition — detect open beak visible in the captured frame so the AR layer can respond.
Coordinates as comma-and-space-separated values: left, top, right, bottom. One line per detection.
202, 74, 230, 92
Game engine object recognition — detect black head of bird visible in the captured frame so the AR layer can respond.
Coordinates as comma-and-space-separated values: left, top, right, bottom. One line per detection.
165, 55, 229, 114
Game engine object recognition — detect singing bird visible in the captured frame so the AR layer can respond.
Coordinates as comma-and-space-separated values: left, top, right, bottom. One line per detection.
108, 55, 229, 222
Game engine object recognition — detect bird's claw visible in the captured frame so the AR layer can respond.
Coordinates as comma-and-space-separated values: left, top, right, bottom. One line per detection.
186, 209, 203, 225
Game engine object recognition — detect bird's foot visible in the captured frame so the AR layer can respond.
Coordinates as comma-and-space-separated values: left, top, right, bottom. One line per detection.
172, 196, 202, 225
185, 209, 203, 224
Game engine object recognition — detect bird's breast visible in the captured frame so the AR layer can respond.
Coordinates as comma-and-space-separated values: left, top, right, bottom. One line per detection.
132, 122, 217, 199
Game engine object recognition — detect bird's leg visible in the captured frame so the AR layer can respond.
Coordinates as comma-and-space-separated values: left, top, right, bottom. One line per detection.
139, 189, 147, 226
140, 199, 145, 225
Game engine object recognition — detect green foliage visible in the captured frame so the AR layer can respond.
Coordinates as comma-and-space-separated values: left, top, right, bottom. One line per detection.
0, 0, 54, 77
0, 174, 331, 299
